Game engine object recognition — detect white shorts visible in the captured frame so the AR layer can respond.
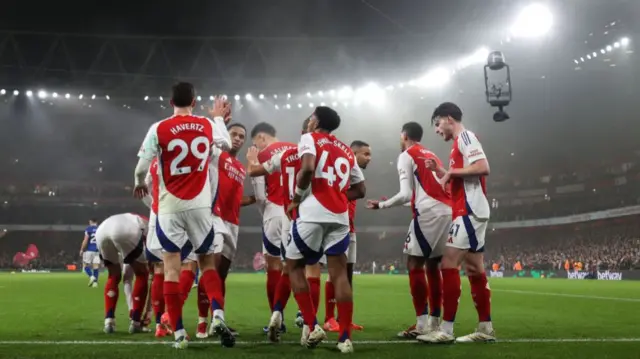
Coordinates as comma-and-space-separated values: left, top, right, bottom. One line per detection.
146, 212, 197, 263
82, 251, 101, 265
156, 208, 215, 255
319, 233, 356, 265
262, 216, 286, 257
96, 214, 146, 265
447, 215, 488, 252
285, 219, 350, 264
213, 217, 239, 261
404, 213, 450, 259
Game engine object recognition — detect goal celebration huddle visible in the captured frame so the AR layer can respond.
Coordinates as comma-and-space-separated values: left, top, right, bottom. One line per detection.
87, 82, 494, 352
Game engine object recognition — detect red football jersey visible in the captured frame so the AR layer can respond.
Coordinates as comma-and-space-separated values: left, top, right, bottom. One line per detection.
277, 147, 302, 221
449, 130, 489, 220
149, 158, 159, 215
405, 144, 452, 216
212, 152, 246, 225
297, 132, 365, 224
257, 141, 297, 207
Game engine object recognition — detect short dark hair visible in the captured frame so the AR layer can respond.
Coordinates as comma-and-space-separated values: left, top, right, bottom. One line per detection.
227, 123, 246, 132
350, 140, 369, 150
250, 122, 276, 138
314, 106, 340, 132
431, 102, 462, 124
402, 122, 423, 142
171, 82, 196, 108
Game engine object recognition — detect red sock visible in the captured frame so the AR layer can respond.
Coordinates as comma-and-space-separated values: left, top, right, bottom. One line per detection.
104, 275, 120, 319
151, 274, 164, 324
426, 267, 442, 317
324, 281, 336, 321
293, 291, 317, 330
409, 268, 429, 316
131, 272, 149, 322
337, 301, 353, 342
273, 273, 291, 313
308, 277, 321, 316
201, 269, 225, 311
164, 281, 184, 331
266, 270, 281, 311
442, 268, 461, 323
197, 278, 210, 318
469, 273, 491, 322
179, 270, 196, 304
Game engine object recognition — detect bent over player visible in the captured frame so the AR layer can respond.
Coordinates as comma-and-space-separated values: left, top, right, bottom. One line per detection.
133, 83, 233, 349
418, 102, 494, 344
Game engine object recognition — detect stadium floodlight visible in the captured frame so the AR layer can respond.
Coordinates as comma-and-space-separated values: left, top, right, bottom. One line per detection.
245, 93, 253, 101
286, 104, 291, 109
337, 86, 354, 99
38, 90, 48, 99
416, 67, 451, 88
586, 55, 591, 60
580, 57, 585, 62
196, 96, 202, 101
0, 89, 5, 95
621, 37, 630, 46
298, 103, 302, 108
209, 95, 214, 101
26, 90, 33, 97
259, 94, 264, 100
574, 59, 579, 64
355, 83, 385, 106
320, 102, 326, 106
13, 90, 19, 96
306, 92, 312, 98
614, 42, 621, 48
144, 96, 149, 101
234, 94, 240, 101
275, 104, 279, 110
106, 95, 110, 100
91, 94, 96, 100
329, 89, 336, 97
510, 3, 553, 38
457, 47, 490, 69
592, 52, 597, 57
332, 101, 338, 106
159, 96, 164, 101
318, 91, 324, 97
273, 94, 278, 99
65, 93, 70, 99
309, 103, 314, 108
79, 94, 83, 99
287, 93, 291, 99
606, 45, 613, 52
601, 49, 606, 54
52, 92, 58, 98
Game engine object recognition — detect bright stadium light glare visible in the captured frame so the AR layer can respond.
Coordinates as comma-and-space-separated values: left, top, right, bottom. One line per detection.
510, 3, 553, 38
306, 92, 312, 98
298, 103, 302, 108
159, 96, 164, 101
275, 104, 279, 110
320, 102, 326, 106
0, 89, 5, 95
79, 94, 83, 99
287, 93, 291, 99
574, 59, 579, 64
621, 37, 630, 46
586, 55, 591, 60
606, 45, 613, 52
195, 95, 201, 101
91, 94, 96, 100
385, 85, 395, 91
52, 92, 58, 98
13, 90, 19, 96
457, 47, 490, 69
26, 90, 33, 97
38, 90, 48, 99
416, 67, 451, 88
354, 83, 385, 106
580, 57, 584, 62
329, 89, 336, 97
318, 91, 324, 97
245, 93, 253, 101
143, 96, 149, 101
592, 52, 597, 57
106, 95, 110, 100
614, 42, 621, 48
234, 94, 240, 101
209, 95, 214, 101
286, 104, 291, 109
337, 86, 354, 99
65, 93, 70, 99
332, 101, 338, 106
273, 94, 278, 99
601, 49, 606, 54
259, 94, 265, 100
309, 103, 314, 108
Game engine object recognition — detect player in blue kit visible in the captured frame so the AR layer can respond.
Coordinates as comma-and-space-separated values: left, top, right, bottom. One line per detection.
79, 219, 101, 287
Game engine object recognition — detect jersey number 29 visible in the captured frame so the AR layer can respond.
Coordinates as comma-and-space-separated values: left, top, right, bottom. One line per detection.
315, 151, 350, 190
167, 136, 210, 176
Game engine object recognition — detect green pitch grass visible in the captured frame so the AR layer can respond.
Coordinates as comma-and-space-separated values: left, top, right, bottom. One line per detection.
0, 273, 639, 359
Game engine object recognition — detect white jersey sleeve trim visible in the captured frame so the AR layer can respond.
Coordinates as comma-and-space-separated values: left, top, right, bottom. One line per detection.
379, 151, 414, 209
264, 152, 283, 174
298, 133, 316, 157
137, 122, 159, 161
460, 130, 487, 164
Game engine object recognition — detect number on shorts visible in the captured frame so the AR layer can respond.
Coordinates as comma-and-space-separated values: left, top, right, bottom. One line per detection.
315, 150, 350, 189
449, 223, 460, 237
167, 136, 210, 175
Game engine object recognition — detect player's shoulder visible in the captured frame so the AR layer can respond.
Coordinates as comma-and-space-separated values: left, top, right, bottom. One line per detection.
459, 129, 481, 145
